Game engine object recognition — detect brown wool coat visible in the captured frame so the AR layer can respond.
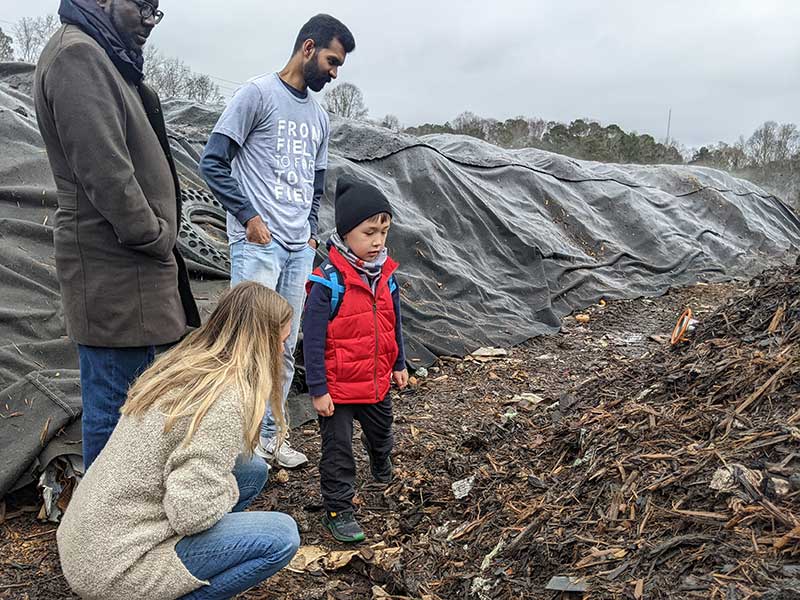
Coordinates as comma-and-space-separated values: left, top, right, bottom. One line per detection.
34, 25, 199, 347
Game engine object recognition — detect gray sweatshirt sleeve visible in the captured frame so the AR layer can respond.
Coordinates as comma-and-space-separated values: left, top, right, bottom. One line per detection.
308, 169, 326, 237
198, 132, 258, 226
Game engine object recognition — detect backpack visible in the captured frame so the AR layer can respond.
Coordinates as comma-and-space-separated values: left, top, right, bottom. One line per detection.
308, 260, 398, 320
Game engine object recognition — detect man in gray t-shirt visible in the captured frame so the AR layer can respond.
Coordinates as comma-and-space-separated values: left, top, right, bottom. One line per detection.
200, 14, 356, 468
215, 73, 330, 250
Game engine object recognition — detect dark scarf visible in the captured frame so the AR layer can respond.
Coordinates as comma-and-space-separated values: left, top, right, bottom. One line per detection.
329, 232, 388, 293
58, 0, 144, 84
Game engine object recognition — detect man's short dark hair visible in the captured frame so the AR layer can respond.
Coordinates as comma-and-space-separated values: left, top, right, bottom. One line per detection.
293, 14, 355, 54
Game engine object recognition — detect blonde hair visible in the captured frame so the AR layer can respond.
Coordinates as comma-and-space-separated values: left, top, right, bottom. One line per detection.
122, 281, 293, 452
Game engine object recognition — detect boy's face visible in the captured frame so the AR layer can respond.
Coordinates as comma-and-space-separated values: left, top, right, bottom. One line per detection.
343, 214, 391, 262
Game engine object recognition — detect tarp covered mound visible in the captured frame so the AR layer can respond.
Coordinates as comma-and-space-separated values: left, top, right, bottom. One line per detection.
1, 62, 799, 497
165, 106, 800, 357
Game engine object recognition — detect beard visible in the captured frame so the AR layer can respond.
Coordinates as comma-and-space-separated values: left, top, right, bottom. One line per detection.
109, 0, 144, 56
303, 59, 330, 92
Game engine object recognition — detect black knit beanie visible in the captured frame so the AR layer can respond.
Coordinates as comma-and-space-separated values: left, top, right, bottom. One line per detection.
335, 176, 393, 236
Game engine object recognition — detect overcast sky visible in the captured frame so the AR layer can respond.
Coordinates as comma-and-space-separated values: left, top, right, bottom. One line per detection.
4, 0, 798, 148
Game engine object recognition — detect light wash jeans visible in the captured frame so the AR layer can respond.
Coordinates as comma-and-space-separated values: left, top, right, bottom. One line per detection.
229, 239, 316, 439
176, 456, 300, 599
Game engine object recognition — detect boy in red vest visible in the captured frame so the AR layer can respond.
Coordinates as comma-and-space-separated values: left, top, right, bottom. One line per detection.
303, 176, 409, 542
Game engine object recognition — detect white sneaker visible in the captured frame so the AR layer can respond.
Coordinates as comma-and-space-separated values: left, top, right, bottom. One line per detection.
255, 437, 308, 469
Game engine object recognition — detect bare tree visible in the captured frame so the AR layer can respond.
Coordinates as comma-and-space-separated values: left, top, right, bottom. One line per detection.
379, 114, 401, 131
142, 45, 222, 103
0, 28, 14, 61
527, 117, 549, 143
747, 121, 779, 167
154, 56, 191, 98
186, 74, 223, 104
723, 139, 748, 171
452, 111, 487, 139
775, 123, 799, 162
324, 82, 368, 119
13, 18, 38, 63
13, 14, 59, 63
143, 44, 165, 83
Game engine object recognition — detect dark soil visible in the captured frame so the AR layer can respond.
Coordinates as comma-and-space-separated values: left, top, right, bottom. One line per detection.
4, 273, 798, 600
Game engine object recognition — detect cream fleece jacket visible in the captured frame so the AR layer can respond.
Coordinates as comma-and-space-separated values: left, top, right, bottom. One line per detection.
57, 386, 245, 599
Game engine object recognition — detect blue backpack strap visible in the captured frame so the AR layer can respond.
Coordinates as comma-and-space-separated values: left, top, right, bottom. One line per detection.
308, 262, 345, 318
388, 274, 398, 295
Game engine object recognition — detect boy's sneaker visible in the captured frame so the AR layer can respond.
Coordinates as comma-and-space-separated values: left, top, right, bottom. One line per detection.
360, 432, 393, 484
322, 510, 366, 543
254, 436, 308, 469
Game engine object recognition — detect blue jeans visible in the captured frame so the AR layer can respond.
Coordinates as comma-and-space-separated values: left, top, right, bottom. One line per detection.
77, 345, 156, 469
176, 456, 300, 600
230, 239, 315, 439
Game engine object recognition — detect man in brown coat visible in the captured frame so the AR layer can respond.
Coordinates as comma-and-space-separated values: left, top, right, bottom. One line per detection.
34, 0, 199, 468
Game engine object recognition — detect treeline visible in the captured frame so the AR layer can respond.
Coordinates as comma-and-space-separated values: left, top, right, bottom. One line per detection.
404, 112, 799, 173
403, 112, 800, 209
143, 46, 223, 105
689, 121, 798, 169
1, 15, 222, 104
688, 121, 800, 209
405, 112, 684, 164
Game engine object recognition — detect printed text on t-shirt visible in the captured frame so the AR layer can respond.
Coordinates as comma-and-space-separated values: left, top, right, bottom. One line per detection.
274, 119, 322, 205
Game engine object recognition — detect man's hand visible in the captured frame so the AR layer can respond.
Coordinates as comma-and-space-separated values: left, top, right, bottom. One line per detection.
245, 215, 271, 244
308, 237, 319, 250
392, 369, 409, 389
312, 393, 335, 417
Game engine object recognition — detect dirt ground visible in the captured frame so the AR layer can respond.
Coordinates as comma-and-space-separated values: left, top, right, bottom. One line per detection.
2, 276, 798, 600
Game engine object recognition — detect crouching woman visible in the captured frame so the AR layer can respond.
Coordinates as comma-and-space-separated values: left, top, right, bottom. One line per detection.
57, 282, 300, 600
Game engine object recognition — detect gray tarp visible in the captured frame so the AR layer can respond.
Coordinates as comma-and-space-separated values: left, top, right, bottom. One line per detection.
2, 62, 799, 497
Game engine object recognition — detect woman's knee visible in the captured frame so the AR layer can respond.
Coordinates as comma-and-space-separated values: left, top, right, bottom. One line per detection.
234, 455, 269, 489
262, 512, 300, 559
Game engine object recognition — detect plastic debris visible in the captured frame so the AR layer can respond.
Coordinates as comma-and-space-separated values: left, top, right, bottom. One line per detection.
470, 577, 495, 600
480, 539, 505, 571
545, 576, 588, 593
710, 464, 763, 498
38, 455, 83, 523
468, 347, 510, 362
452, 475, 476, 500
512, 393, 545, 408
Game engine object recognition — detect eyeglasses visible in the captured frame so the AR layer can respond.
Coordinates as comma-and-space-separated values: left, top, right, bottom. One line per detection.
129, 0, 164, 24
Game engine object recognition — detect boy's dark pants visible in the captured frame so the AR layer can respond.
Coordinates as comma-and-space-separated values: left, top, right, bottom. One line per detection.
319, 396, 393, 513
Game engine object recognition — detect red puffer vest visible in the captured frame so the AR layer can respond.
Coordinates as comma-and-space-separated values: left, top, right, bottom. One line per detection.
306, 246, 399, 404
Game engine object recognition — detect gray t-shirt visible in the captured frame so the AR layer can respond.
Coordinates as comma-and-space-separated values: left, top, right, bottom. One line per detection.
213, 72, 330, 250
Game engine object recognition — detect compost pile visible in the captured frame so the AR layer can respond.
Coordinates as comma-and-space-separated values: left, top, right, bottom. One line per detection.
305, 266, 800, 599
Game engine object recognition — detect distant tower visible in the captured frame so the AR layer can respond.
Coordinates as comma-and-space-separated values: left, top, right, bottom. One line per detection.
665, 108, 672, 145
